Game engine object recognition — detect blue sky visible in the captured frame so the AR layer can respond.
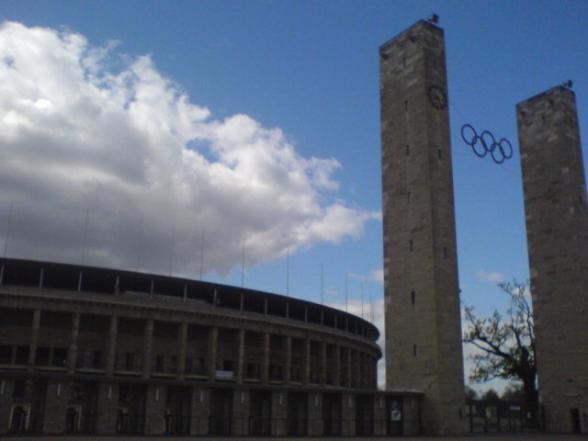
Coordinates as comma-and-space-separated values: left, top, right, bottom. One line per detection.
1, 0, 587, 389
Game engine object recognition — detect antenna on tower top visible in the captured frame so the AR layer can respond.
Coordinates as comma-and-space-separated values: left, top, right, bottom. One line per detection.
562, 80, 573, 89
427, 14, 439, 24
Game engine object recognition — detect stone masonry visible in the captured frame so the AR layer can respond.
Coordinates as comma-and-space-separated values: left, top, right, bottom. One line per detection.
517, 86, 588, 433
379, 20, 465, 435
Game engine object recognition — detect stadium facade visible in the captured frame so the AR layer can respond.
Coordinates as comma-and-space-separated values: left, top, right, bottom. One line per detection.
0, 257, 422, 436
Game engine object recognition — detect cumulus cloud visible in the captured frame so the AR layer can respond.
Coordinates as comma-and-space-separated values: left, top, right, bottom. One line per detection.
0, 21, 377, 276
476, 269, 505, 284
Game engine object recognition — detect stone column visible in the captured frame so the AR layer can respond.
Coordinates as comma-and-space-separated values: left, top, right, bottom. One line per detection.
373, 394, 387, 436
347, 348, 353, 388
96, 383, 118, 434
144, 385, 166, 435
334, 344, 341, 387
68, 312, 80, 374
43, 381, 69, 434
106, 316, 118, 374
285, 336, 292, 384
0, 380, 14, 435
271, 391, 288, 436
307, 392, 323, 436
303, 338, 311, 385
341, 393, 356, 436
208, 326, 218, 380
236, 329, 245, 384
190, 388, 210, 435
232, 389, 250, 436
262, 333, 270, 384
28, 309, 41, 370
320, 342, 327, 386
178, 322, 188, 379
143, 318, 154, 379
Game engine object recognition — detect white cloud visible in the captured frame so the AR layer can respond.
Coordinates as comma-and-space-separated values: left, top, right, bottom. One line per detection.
476, 269, 505, 284
0, 21, 377, 276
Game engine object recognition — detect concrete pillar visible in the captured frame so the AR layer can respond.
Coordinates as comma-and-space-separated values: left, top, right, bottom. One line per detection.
307, 392, 323, 436
0, 380, 14, 435
285, 335, 292, 384
236, 329, 245, 384
144, 384, 166, 435
334, 344, 341, 387
28, 309, 41, 370
96, 383, 118, 434
232, 389, 250, 436
373, 394, 387, 436
304, 338, 311, 385
341, 393, 356, 436
106, 316, 118, 374
178, 322, 188, 379
68, 312, 80, 374
347, 347, 352, 388
143, 318, 154, 379
208, 326, 218, 380
43, 381, 69, 434
271, 391, 288, 436
320, 342, 327, 386
190, 388, 210, 435
262, 332, 270, 384
403, 395, 422, 436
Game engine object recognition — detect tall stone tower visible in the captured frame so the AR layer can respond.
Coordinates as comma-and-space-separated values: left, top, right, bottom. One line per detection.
517, 86, 588, 434
379, 20, 465, 434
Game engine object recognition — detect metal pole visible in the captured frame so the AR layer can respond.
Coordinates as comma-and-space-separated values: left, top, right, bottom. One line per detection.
199, 231, 205, 280
286, 248, 290, 296
169, 225, 175, 276
3, 201, 14, 257
345, 273, 349, 313
360, 281, 364, 319
240, 240, 245, 288
320, 264, 324, 305
81, 209, 89, 265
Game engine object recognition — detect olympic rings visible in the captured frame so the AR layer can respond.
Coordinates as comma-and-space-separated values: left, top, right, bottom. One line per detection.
460, 124, 513, 164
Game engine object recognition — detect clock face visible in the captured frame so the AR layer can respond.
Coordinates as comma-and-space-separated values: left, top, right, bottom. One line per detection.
428, 85, 447, 110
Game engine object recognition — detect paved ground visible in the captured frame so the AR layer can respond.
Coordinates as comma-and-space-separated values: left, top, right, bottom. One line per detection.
2, 435, 585, 441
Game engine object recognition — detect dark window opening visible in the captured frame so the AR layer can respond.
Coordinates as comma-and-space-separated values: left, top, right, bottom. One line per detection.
93, 350, 102, 369
409, 239, 413, 251
155, 355, 164, 372
0, 345, 12, 364
125, 353, 134, 371
36, 347, 50, 365
411, 291, 415, 305
13, 380, 25, 398
443, 247, 448, 259
413, 344, 417, 357
246, 362, 260, 379
438, 149, 443, 159
406, 145, 410, 156
15, 346, 29, 364
404, 100, 408, 111
76, 349, 85, 368
52, 348, 67, 367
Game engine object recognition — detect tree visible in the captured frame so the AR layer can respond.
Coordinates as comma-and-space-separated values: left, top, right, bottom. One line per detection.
463, 280, 537, 404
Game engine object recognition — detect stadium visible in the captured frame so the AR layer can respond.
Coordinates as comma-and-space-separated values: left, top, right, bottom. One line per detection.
0, 257, 421, 436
